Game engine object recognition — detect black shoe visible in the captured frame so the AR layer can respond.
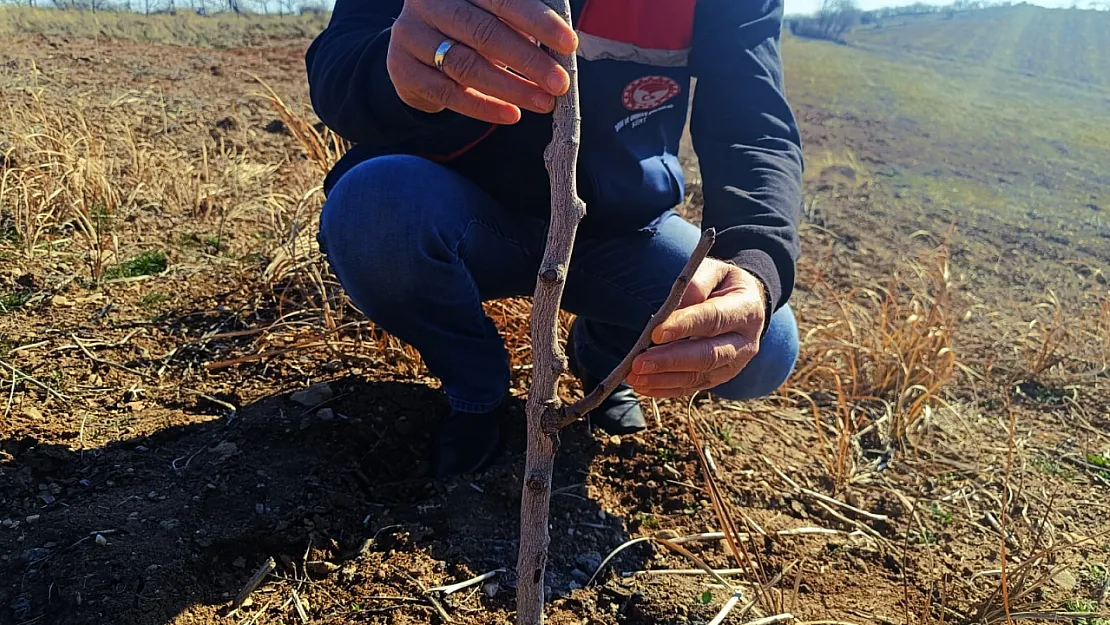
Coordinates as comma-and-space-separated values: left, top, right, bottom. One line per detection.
430, 405, 505, 479
567, 326, 647, 436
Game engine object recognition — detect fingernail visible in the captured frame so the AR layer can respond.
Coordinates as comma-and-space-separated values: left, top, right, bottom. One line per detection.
660, 331, 675, 343
500, 107, 520, 124
546, 69, 568, 94
559, 30, 578, 53
533, 93, 555, 112
640, 361, 656, 374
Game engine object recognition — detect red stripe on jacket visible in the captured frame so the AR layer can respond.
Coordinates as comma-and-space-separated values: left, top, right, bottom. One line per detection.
577, 0, 697, 50
423, 124, 498, 163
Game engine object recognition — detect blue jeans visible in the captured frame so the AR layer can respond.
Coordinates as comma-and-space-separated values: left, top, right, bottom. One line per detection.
318, 155, 799, 413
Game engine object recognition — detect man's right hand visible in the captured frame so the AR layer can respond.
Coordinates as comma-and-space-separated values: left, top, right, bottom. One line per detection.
387, 0, 578, 124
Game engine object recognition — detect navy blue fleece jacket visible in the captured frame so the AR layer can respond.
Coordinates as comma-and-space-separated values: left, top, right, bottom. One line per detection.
305, 0, 804, 318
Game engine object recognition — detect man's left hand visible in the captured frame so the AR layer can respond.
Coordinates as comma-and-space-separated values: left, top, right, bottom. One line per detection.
626, 259, 767, 398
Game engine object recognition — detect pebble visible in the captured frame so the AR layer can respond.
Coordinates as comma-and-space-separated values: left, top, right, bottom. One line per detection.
22, 547, 51, 562
212, 441, 239, 457
40, 494, 55, 505
159, 519, 180, 531
576, 551, 603, 573
25, 515, 40, 524
1052, 569, 1078, 590
316, 408, 335, 421
571, 568, 590, 584
306, 561, 340, 576
94, 534, 108, 546
290, 382, 334, 407
482, 582, 499, 598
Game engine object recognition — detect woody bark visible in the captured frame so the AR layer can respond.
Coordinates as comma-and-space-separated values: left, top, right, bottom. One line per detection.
516, 2, 713, 622
514, 1, 583, 623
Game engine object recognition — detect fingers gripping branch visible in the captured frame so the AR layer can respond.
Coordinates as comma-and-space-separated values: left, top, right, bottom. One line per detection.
546, 228, 717, 433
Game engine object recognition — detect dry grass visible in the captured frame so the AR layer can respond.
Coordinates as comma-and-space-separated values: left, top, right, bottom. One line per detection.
782, 229, 961, 486
0, 6, 326, 47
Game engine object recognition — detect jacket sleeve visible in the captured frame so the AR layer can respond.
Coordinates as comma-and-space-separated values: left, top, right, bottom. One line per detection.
688, 0, 804, 323
305, 0, 460, 145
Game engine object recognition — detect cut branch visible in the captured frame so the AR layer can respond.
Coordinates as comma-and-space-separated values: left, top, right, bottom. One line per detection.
550, 228, 715, 432
515, 0, 585, 621
515, 2, 715, 623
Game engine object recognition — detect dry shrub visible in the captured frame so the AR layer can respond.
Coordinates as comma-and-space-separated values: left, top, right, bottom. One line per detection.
2, 66, 291, 281
786, 230, 961, 483
1092, 287, 1110, 367
1011, 293, 1070, 384
2, 79, 120, 277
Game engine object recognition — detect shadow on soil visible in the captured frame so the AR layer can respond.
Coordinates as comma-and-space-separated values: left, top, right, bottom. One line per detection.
1, 376, 641, 624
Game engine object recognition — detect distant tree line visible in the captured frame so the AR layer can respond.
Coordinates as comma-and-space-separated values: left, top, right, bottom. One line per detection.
788, 0, 862, 43
787, 0, 1110, 43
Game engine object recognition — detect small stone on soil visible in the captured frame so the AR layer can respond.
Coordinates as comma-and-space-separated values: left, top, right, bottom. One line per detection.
94, 534, 107, 546
483, 582, 499, 598
317, 407, 335, 421
576, 551, 603, 573
290, 382, 334, 407
232, 557, 246, 568
306, 561, 340, 576
212, 441, 239, 457
1051, 569, 1078, 590
22, 547, 51, 562
25, 515, 40, 523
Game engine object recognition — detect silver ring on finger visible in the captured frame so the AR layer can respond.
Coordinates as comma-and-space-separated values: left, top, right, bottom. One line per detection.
434, 39, 457, 72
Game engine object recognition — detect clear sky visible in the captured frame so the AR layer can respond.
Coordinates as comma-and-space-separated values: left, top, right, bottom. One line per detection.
783, 0, 1081, 14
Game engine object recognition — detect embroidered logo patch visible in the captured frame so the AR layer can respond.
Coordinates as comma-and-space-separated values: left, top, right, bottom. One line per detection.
621, 75, 681, 111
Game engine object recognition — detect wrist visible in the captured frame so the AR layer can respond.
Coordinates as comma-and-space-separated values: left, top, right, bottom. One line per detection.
728, 263, 771, 336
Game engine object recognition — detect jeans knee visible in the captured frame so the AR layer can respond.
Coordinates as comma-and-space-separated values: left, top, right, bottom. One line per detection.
711, 305, 799, 401
320, 156, 444, 315
320, 155, 428, 251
